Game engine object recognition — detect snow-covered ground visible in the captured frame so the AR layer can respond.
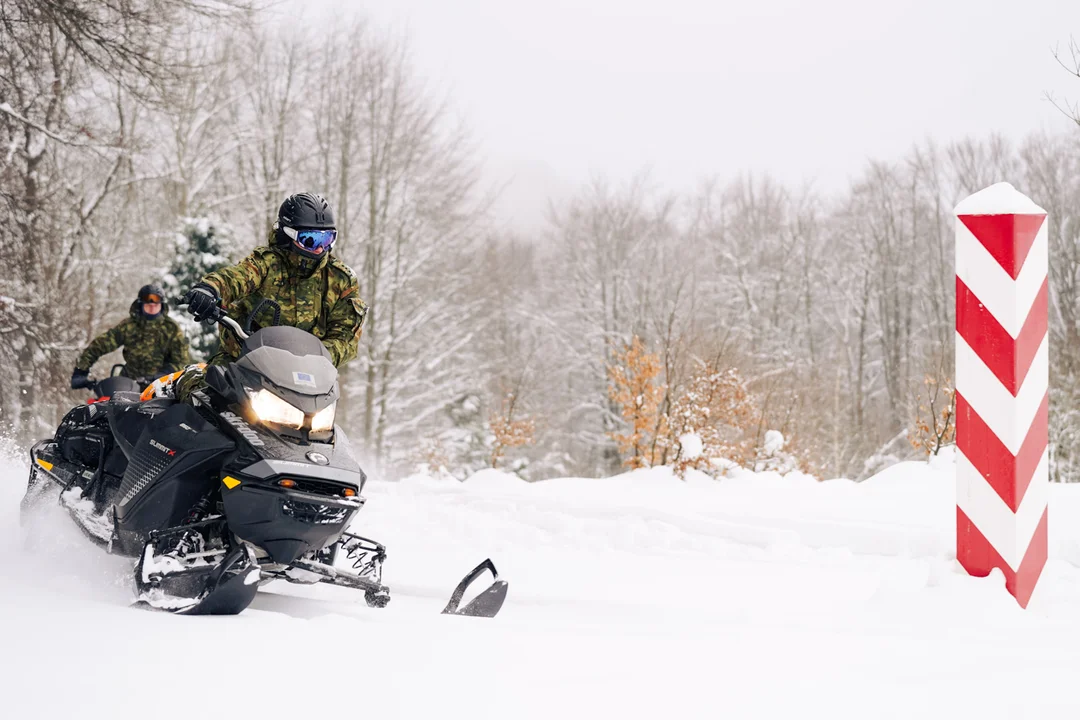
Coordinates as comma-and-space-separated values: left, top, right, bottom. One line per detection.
4, 446, 1080, 719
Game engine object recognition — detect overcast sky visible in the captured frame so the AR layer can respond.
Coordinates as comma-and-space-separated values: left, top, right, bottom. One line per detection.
281, 0, 1080, 228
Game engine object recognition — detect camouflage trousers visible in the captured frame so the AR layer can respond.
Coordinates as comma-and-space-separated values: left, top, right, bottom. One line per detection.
174, 365, 208, 404
172, 352, 235, 403
142, 350, 240, 403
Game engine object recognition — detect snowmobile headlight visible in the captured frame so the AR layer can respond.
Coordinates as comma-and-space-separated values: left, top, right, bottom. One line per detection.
311, 401, 336, 433
248, 389, 304, 429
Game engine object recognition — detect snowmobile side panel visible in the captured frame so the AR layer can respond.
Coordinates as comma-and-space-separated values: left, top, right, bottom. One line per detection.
114, 403, 234, 537
107, 396, 176, 460
103, 444, 129, 479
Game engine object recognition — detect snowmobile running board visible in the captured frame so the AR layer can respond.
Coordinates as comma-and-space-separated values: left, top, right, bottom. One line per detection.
442, 559, 509, 618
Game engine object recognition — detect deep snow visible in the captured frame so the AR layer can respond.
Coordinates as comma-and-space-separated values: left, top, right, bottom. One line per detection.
4, 446, 1080, 719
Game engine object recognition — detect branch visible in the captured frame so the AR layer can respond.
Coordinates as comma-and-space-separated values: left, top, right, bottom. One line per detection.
0, 102, 102, 148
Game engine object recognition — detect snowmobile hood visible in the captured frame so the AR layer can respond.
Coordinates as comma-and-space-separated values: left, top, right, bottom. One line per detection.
234, 326, 337, 407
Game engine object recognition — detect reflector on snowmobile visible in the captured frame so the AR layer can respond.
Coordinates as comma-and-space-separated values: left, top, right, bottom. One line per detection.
442, 559, 509, 619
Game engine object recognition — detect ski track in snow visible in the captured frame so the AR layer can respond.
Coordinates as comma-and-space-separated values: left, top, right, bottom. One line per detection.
4, 446, 1080, 719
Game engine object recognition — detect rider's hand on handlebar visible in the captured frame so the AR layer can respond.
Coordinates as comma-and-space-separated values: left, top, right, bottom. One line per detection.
70, 368, 92, 390
182, 283, 221, 323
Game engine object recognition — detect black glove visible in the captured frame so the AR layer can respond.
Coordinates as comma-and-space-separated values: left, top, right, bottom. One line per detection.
183, 283, 221, 322
70, 368, 91, 390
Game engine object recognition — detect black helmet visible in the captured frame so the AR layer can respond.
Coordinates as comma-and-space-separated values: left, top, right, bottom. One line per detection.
137, 284, 165, 319
138, 284, 164, 304
274, 192, 337, 261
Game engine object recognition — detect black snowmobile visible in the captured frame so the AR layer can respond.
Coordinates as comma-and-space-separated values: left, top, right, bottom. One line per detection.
22, 306, 508, 617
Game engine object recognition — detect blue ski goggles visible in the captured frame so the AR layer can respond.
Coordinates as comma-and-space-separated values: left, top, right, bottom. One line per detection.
282, 226, 337, 254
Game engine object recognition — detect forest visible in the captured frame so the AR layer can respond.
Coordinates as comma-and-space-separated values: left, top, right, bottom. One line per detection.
4, 1, 1080, 482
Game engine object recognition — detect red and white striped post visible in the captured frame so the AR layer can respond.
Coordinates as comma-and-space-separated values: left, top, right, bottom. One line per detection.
954, 182, 1049, 608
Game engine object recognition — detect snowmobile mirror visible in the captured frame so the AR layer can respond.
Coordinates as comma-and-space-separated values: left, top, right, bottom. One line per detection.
441, 559, 509, 619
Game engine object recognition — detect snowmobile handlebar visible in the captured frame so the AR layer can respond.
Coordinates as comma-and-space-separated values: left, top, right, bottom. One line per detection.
216, 297, 282, 343
183, 290, 281, 345
217, 313, 249, 343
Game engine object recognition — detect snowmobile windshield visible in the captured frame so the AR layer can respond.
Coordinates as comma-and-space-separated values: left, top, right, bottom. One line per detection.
234, 326, 337, 398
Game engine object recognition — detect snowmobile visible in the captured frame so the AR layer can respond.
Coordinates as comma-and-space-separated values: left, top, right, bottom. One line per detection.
77, 363, 174, 400
22, 304, 508, 617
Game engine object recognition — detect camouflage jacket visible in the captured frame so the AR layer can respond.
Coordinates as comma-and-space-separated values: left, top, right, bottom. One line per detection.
199, 246, 367, 367
76, 301, 191, 379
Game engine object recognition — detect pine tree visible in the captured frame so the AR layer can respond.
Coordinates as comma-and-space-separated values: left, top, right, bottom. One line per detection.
161, 217, 234, 361
418, 392, 491, 480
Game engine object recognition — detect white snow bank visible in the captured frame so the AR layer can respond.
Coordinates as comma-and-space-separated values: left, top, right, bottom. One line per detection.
461, 467, 528, 488
954, 181, 1046, 215
6, 445, 1080, 719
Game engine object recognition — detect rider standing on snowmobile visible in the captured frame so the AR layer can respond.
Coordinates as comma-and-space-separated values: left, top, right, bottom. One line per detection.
181, 192, 367, 368
71, 284, 191, 389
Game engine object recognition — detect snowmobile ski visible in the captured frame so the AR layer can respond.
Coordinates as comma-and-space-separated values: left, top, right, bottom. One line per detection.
134, 542, 260, 615
442, 559, 509, 618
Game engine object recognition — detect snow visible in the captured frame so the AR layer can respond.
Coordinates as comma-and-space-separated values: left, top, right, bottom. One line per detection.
763, 429, 784, 455
57, 487, 115, 543
954, 181, 1047, 215
679, 431, 703, 459
461, 467, 527, 488
5, 445, 1080, 719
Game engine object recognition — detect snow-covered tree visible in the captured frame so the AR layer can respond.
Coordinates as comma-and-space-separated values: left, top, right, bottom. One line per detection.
665, 364, 757, 477
161, 218, 234, 360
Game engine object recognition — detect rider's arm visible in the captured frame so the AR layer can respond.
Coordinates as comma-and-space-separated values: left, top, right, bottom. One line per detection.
75, 321, 129, 372
322, 289, 368, 368
198, 251, 272, 308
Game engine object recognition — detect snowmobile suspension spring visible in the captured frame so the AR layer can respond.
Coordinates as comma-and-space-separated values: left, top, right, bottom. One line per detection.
183, 493, 214, 525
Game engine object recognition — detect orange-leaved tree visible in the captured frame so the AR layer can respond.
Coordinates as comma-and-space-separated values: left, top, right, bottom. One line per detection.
909, 373, 956, 457
607, 336, 667, 469
489, 391, 536, 469
665, 363, 757, 476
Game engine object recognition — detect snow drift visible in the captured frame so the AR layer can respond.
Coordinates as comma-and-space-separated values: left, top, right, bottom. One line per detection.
4, 445, 1080, 719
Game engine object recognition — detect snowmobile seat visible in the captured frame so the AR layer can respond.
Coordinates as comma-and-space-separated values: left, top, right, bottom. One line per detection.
109, 390, 143, 406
